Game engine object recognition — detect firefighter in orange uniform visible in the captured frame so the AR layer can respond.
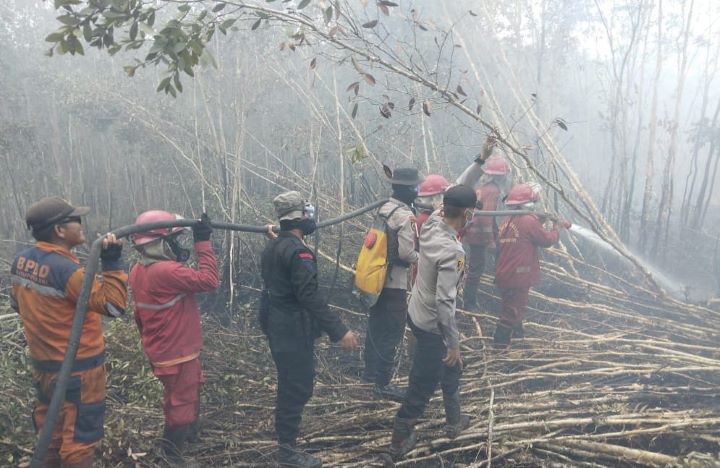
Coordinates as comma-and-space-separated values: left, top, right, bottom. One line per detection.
10, 197, 128, 467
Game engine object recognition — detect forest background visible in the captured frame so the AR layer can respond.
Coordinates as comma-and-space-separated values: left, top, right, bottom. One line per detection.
2, 0, 720, 465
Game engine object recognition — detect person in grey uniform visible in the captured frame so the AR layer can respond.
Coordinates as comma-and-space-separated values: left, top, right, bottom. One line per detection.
388, 184, 478, 460
362, 167, 422, 401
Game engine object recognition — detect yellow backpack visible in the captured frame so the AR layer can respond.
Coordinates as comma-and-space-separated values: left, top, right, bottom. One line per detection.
354, 205, 402, 307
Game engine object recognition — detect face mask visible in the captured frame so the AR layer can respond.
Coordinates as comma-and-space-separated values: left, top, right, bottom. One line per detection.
393, 185, 418, 205
166, 236, 191, 263
298, 218, 317, 236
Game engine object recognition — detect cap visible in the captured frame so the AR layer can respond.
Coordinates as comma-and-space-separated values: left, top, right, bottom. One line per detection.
443, 185, 477, 208
25, 197, 90, 231
386, 167, 423, 186
274, 191, 305, 221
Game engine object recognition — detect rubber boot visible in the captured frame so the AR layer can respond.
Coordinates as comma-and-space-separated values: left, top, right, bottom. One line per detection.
187, 419, 200, 444
493, 322, 512, 349
373, 383, 406, 402
443, 390, 471, 439
277, 443, 322, 468
61, 454, 94, 468
511, 322, 524, 339
159, 424, 191, 467
388, 416, 417, 460
42, 448, 61, 468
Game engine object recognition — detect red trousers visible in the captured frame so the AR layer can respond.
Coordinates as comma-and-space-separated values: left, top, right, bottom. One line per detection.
154, 358, 204, 428
498, 287, 530, 326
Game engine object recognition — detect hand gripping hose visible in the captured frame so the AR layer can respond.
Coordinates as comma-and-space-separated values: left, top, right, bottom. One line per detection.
30, 198, 556, 466
30, 199, 387, 466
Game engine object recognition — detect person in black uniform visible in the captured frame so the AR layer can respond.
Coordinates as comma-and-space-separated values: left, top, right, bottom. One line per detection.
260, 191, 359, 468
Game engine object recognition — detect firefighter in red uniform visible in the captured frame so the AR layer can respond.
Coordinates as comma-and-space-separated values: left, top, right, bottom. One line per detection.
10, 197, 128, 467
128, 210, 220, 464
462, 155, 512, 311
494, 183, 569, 348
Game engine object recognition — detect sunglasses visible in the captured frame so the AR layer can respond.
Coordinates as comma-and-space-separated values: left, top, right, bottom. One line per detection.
60, 216, 83, 225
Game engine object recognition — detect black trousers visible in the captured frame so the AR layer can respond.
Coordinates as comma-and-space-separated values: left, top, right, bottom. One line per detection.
271, 348, 315, 445
363, 288, 408, 386
463, 243, 487, 306
397, 321, 462, 420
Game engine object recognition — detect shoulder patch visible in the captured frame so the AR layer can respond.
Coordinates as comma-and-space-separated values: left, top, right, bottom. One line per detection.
298, 252, 314, 260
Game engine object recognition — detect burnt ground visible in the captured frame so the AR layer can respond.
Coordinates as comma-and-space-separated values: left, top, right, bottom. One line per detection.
1, 274, 719, 467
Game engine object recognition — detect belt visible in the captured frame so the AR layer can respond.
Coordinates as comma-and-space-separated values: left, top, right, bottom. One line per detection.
31, 351, 105, 373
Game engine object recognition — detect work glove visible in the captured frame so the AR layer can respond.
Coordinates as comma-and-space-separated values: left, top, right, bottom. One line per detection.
100, 242, 123, 262
192, 213, 213, 242
474, 135, 497, 164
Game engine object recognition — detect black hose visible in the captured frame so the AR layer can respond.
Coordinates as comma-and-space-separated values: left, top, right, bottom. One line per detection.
30, 197, 550, 465
30, 199, 385, 467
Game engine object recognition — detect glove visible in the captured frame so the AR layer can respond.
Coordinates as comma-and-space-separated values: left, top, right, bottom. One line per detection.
560, 220, 572, 230
100, 242, 123, 262
192, 213, 213, 242
474, 135, 497, 164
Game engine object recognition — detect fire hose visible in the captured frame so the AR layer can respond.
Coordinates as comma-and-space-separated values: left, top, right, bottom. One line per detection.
29, 199, 560, 466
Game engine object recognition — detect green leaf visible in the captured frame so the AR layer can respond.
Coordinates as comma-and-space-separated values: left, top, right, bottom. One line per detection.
222, 18, 237, 29
103, 10, 128, 20
123, 65, 136, 77
138, 22, 154, 35
323, 6, 332, 24
297, 0, 311, 9
74, 39, 84, 55
172, 41, 187, 53
82, 24, 92, 41
251, 18, 262, 30
212, 3, 226, 12
178, 4, 191, 13
57, 14, 80, 26
129, 21, 138, 40
173, 73, 183, 93
156, 76, 171, 92
45, 31, 65, 42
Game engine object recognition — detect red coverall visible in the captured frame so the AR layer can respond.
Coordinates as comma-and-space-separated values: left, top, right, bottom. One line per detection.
129, 241, 219, 428
495, 214, 559, 326
11, 241, 128, 466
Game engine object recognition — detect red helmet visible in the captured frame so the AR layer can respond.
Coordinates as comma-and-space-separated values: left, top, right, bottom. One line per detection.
130, 210, 187, 246
482, 156, 510, 175
505, 183, 542, 206
418, 174, 450, 197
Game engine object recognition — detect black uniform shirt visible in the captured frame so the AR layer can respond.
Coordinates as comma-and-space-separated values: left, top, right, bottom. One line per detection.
260, 231, 348, 352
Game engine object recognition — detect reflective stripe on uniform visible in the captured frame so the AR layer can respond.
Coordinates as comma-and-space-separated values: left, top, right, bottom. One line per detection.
31, 351, 106, 374
135, 293, 187, 310
10, 274, 65, 298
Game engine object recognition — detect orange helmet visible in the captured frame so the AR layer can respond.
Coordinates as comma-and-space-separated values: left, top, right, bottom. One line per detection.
418, 174, 450, 197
